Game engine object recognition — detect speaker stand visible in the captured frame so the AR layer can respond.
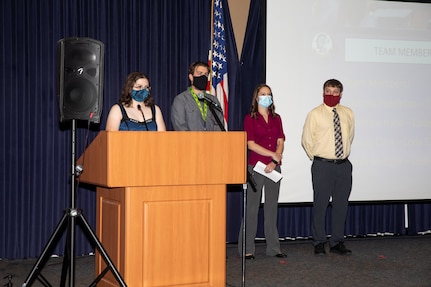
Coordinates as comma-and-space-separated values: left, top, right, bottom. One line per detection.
22, 119, 127, 287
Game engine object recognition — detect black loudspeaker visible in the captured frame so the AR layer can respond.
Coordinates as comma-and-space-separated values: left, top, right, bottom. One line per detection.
57, 37, 104, 123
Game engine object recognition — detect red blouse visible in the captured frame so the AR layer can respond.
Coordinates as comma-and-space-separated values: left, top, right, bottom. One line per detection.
244, 113, 285, 166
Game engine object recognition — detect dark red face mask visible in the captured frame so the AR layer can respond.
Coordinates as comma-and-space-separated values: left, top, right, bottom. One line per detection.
323, 94, 340, 107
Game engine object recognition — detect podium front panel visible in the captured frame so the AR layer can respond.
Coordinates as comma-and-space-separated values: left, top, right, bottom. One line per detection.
96, 184, 226, 287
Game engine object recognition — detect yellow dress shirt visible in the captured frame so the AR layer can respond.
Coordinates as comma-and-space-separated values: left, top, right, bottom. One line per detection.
302, 103, 355, 160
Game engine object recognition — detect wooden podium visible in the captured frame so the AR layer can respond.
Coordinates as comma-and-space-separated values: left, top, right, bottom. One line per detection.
77, 131, 246, 287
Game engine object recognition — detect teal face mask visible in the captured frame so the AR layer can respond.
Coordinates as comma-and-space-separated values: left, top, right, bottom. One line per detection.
131, 89, 149, 102
258, 95, 273, 108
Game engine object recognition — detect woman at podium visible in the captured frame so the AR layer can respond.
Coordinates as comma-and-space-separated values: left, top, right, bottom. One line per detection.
106, 72, 166, 131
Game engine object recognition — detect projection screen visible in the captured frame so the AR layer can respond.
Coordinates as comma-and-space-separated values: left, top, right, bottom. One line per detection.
266, 0, 431, 202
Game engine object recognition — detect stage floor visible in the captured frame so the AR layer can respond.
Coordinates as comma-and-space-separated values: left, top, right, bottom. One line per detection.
1, 235, 430, 287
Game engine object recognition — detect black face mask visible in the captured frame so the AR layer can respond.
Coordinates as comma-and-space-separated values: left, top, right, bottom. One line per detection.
193, 75, 208, 91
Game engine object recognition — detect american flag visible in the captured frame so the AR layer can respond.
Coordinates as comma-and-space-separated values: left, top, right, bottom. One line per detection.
209, 0, 228, 129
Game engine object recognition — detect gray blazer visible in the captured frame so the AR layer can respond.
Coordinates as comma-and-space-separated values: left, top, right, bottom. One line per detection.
171, 88, 224, 131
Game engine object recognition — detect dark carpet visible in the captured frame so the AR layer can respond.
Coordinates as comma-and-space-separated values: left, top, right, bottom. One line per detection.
1, 235, 430, 287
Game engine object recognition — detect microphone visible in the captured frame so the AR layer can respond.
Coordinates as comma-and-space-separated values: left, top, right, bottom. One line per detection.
247, 170, 258, 192
75, 164, 84, 177
137, 105, 149, 131
197, 93, 223, 112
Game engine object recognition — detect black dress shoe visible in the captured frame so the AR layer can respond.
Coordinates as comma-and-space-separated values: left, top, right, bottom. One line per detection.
314, 243, 326, 255
275, 253, 287, 258
330, 243, 352, 255
245, 254, 255, 259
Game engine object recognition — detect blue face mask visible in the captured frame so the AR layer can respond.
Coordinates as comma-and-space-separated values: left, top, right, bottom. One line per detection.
258, 95, 273, 108
131, 89, 149, 102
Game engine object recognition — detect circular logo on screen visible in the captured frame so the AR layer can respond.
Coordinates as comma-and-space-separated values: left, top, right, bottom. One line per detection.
312, 33, 333, 56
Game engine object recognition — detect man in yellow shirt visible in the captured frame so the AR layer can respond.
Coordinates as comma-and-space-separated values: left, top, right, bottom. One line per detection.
302, 79, 355, 255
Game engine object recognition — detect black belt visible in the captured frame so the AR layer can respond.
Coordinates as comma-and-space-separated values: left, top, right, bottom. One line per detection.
314, 156, 348, 164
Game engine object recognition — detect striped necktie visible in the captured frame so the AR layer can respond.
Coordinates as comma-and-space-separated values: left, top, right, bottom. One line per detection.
333, 108, 344, 159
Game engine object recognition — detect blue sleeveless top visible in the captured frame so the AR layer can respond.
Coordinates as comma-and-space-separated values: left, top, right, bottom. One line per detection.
117, 104, 158, 131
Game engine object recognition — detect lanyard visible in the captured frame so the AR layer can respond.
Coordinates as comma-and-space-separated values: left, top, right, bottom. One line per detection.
190, 87, 207, 121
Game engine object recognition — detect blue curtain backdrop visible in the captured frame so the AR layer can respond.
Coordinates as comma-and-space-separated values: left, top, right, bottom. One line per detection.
1, 0, 430, 260
0, 0, 213, 259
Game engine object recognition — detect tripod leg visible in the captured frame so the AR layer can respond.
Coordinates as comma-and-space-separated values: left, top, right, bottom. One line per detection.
77, 212, 127, 287
88, 266, 110, 287
36, 273, 52, 287
60, 239, 69, 286
68, 214, 76, 287
22, 211, 69, 287
59, 211, 76, 287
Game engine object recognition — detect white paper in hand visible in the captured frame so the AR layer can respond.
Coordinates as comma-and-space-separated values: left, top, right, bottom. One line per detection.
253, 161, 283, 183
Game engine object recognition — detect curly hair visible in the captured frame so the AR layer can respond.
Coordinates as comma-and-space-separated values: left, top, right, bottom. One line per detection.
119, 72, 154, 107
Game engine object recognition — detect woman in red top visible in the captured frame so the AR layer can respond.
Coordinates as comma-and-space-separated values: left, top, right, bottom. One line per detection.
238, 84, 286, 259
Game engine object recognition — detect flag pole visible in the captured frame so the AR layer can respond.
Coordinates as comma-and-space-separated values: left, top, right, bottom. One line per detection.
210, 0, 215, 47
208, 0, 215, 90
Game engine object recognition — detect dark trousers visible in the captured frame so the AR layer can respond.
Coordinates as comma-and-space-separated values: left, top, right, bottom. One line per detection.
238, 165, 282, 256
311, 159, 352, 247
